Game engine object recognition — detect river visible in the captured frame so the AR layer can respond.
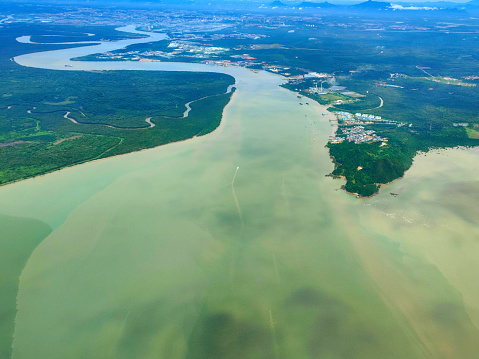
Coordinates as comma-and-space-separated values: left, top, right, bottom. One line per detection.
2, 25, 479, 359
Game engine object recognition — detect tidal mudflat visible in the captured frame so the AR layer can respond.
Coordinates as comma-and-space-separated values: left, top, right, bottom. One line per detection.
1, 28, 479, 358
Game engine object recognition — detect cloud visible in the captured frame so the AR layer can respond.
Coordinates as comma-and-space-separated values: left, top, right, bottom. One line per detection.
390, 4, 438, 10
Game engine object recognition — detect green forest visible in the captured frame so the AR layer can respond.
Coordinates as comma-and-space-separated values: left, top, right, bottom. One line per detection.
328, 125, 479, 197
0, 24, 235, 185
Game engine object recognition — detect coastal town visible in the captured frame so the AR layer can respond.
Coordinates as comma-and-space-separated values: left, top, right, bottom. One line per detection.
330, 125, 388, 144
3, 4, 478, 35
329, 111, 405, 144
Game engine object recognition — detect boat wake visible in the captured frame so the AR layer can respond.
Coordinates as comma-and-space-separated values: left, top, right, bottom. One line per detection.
231, 166, 243, 228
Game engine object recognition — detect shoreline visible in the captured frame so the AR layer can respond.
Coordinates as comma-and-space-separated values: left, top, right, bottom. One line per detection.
11, 23, 471, 200
328, 144, 479, 198
0, 89, 237, 189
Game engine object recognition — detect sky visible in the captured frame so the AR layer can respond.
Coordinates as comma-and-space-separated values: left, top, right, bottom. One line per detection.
2, 0, 475, 6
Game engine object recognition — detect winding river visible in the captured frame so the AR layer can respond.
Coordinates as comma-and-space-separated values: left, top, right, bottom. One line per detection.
2, 25, 479, 358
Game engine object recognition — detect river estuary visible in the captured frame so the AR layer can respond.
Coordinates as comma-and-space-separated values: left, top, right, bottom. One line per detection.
2, 26, 479, 358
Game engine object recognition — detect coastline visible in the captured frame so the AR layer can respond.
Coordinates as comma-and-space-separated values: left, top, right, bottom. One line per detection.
328, 144, 479, 198
0, 89, 237, 189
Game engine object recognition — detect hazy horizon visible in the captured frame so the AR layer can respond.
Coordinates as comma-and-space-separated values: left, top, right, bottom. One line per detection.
0, 0, 476, 7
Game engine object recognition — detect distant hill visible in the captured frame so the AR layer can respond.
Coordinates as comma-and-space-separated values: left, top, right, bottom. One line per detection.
299, 1, 338, 8
270, 1, 288, 7
266, 0, 468, 12
351, 0, 392, 10
420, 1, 465, 8
399, 0, 475, 8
